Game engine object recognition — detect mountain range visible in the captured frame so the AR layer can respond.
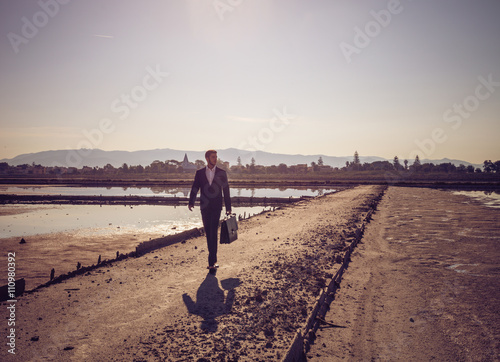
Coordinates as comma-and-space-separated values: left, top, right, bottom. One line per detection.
0, 148, 481, 169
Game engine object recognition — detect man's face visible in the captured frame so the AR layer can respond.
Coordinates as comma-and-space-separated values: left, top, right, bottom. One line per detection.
206, 153, 217, 167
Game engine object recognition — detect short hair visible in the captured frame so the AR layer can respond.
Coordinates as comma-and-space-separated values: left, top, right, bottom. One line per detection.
205, 149, 217, 159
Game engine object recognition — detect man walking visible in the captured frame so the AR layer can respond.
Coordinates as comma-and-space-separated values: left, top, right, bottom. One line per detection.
188, 150, 231, 272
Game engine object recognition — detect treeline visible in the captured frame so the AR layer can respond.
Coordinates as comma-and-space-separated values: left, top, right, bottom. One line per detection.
0, 159, 206, 176
1, 153, 499, 176
342, 153, 500, 174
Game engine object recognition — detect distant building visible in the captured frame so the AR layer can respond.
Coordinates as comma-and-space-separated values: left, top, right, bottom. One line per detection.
181, 154, 197, 172
15, 165, 29, 174
32, 165, 46, 175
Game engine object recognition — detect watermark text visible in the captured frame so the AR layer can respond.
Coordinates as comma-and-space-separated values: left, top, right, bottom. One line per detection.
6, 252, 17, 355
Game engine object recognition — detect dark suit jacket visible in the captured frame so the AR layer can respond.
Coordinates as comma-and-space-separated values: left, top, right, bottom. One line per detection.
189, 167, 231, 212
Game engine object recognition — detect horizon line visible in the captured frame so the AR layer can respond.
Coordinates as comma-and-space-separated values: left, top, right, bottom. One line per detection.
0, 147, 485, 166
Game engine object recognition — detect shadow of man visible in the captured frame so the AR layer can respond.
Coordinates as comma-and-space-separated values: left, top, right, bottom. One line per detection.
182, 275, 242, 332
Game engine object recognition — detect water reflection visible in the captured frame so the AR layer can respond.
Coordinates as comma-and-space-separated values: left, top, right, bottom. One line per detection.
451, 190, 500, 208
0, 185, 334, 198
0, 204, 275, 238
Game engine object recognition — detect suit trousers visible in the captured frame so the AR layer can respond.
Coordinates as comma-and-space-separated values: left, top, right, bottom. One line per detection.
201, 207, 222, 266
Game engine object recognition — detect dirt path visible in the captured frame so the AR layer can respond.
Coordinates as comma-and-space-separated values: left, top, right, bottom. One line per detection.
1, 185, 385, 361
308, 187, 500, 361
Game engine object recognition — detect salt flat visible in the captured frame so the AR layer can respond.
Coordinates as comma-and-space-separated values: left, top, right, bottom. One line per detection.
308, 187, 500, 361
2, 185, 498, 361
1, 185, 383, 361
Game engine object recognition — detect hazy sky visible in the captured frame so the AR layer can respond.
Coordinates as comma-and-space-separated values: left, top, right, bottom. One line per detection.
1, 0, 499, 164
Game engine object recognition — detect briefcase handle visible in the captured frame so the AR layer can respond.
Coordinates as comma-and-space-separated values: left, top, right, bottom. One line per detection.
222, 213, 236, 220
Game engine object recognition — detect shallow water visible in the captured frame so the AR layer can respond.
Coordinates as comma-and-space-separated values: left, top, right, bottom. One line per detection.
451, 190, 500, 209
0, 204, 273, 238
0, 185, 334, 198
0, 203, 277, 289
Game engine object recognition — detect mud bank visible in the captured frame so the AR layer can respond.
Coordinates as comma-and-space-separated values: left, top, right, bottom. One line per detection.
0, 185, 385, 361
307, 187, 500, 361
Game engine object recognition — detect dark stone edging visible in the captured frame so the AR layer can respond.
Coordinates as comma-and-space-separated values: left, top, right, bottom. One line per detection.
0, 278, 25, 302
282, 186, 387, 362
0, 194, 316, 206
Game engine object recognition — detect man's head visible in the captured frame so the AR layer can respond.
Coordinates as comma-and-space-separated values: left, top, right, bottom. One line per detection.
205, 149, 217, 168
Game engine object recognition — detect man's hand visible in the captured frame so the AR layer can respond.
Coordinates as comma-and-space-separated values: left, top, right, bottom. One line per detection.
226, 209, 232, 215
188, 205, 194, 211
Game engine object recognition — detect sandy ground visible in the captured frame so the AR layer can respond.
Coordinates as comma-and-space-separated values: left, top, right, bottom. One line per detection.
1, 185, 498, 361
307, 187, 500, 361
0, 231, 150, 289
1, 185, 383, 361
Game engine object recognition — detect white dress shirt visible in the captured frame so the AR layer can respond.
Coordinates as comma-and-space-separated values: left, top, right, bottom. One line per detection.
206, 165, 216, 186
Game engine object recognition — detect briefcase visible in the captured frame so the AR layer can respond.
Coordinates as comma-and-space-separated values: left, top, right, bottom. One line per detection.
220, 215, 238, 244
